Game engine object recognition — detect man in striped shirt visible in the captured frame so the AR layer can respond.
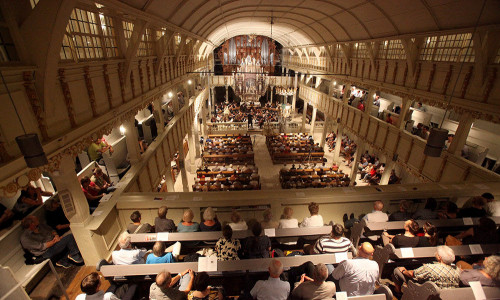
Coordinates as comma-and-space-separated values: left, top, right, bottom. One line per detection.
313, 224, 356, 254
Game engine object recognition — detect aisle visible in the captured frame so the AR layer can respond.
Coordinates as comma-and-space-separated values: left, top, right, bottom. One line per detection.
251, 134, 282, 190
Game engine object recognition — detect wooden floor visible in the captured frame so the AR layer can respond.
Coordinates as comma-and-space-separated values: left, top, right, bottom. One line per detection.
29, 265, 110, 300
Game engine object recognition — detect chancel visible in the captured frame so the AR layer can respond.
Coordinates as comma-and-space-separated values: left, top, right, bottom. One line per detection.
0, 0, 500, 299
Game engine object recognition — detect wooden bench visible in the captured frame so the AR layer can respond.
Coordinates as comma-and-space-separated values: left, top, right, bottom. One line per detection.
271, 152, 325, 164
130, 226, 333, 243
402, 280, 500, 300
350, 217, 500, 248
100, 253, 352, 277
373, 243, 500, 279
203, 153, 255, 165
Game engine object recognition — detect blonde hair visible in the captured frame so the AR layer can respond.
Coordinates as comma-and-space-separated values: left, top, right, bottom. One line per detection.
282, 207, 294, 219
183, 209, 194, 222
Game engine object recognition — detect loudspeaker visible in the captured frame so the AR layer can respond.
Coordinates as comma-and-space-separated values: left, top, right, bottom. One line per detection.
15, 134, 48, 168
424, 128, 449, 157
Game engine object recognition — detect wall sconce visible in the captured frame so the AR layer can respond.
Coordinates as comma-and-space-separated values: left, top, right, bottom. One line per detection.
188, 80, 192, 85
168, 92, 173, 98
119, 125, 126, 135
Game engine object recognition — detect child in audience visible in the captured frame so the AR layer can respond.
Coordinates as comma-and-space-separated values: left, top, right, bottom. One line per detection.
177, 209, 200, 232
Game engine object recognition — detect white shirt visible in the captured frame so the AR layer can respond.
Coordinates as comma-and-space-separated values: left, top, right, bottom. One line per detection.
332, 258, 379, 296
300, 214, 324, 227
229, 220, 248, 231
75, 291, 119, 300
278, 218, 299, 245
112, 248, 146, 265
362, 210, 388, 223
250, 277, 290, 300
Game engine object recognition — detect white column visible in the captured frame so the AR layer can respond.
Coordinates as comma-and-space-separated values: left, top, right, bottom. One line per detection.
225, 85, 228, 102
193, 116, 201, 158
343, 83, 351, 104
164, 163, 175, 192
177, 141, 189, 192
365, 89, 375, 115
123, 118, 141, 164
380, 159, 395, 185
448, 112, 474, 156
172, 93, 180, 115
188, 129, 196, 173
153, 98, 165, 133
333, 123, 344, 162
320, 116, 330, 148
397, 96, 411, 129
349, 143, 364, 186
210, 87, 215, 117
270, 86, 274, 103
185, 82, 191, 100
201, 101, 208, 138
292, 73, 298, 113
301, 101, 308, 131
310, 106, 317, 135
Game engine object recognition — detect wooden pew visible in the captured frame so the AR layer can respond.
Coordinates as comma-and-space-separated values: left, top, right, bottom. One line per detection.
350, 217, 500, 248
373, 243, 500, 279
100, 253, 352, 277
402, 281, 500, 300
130, 226, 333, 243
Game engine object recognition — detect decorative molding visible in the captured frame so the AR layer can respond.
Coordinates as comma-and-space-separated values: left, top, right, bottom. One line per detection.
427, 63, 436, 92
117, 62, 126, 103
83, 66, 98, 117
102, 64, 114, 110
23, 71, 49, 141
130, 69, 136, 98
461, 65, 473, 99
58, 68, 77, 128
443, 65, 453, 94
138, 60, 144, 94
483, 67, 496, 103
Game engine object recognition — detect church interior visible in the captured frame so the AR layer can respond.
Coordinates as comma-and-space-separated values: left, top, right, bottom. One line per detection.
0, 0, 500, 299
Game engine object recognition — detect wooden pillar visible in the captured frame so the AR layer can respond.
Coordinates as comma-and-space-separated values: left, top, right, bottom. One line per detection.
349, 143, 365, 186
397, 96, 412, 129
123, 118, 141, 164
310, 106, 317, 135
153, 98, 165, 133
270, 85, 274, 104
292, 73, 298, 113
365, 89, 376, 116
333, 123, 344, 162
301, 101, 308, 131
380, 159, 395, 185
164, 163, 175, 192
448, 112, 474, 156
320, 116, 330, 148
177, 140, 189, 192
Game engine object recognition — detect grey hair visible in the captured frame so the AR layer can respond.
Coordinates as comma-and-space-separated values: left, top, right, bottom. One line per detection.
436, 245, 455, 265
313, 263, 328, 282
118, 231, 131, 249
484, 255, 500, 281
268, 259, 283, 277
203, 207, 216, 221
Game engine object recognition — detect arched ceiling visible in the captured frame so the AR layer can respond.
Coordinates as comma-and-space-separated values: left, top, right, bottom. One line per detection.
118, 0, 500, 50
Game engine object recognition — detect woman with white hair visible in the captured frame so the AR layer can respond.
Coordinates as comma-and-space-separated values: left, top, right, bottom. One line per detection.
200, 207, 221, 231
393, 245, 460, 294
460, 255, 500, 287
177, 209, 200, 232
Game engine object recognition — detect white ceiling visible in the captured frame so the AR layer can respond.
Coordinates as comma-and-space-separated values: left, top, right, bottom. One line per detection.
118, 0, 500, 49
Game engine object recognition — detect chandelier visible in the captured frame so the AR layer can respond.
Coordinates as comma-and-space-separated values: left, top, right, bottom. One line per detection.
276, 86, 295, 96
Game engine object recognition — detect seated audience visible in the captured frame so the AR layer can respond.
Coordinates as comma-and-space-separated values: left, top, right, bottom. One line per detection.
91, 167, 116, 194
250, 259, 290, 300
418, 222, 438, 247
412, 198, 438, 220
150, 269, 194, 300
389, 200, 411, 221
215, 225, 241, 261
188, 271, 223, 300
200, 207, 221, 232
393, 245, 460, 293
260, 208, 278, 229
20, 215, 83, 268
81, 176, 102, 211
363, 200, 388, 223
300, 202, 324, 227
178, 209, 200, 232
0, 202, 14, 229
112, 231, 146, 265
278, 206, 299, 245
155, 205, 176, 232
146, 241, 181, 264
456, 217, 499, 244
127, 210, 152, 233
331, 242, 379, 296
458, 196, 487, 218
460, 255, 500, 287
88, 136, 113, 162
244, 222, 271, 258
76, 271, 134, 300
228, 211, 248, 231
312, 224, 354, 254
387, 169, 401, 184
483, 192, 499, 217
45, 198, 70, 236
13, 185, 52, 218
290, 263, 336, 300
438, 201, 458, 219
383, 219, 420, 248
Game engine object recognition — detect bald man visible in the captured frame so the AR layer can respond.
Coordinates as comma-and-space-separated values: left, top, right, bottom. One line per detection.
250, 259, 290, 300
363, 200, 388, 223
331, 242, 379, 296
149, 269, 194, 300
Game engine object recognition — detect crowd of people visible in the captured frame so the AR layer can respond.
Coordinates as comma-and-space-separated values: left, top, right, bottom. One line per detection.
279, 163, 350, 189
202, 134, 255, 165
357, 152, 385, 185
266, 133, 325, 164
193, 163, 261, 191
211, 102, 280, 129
